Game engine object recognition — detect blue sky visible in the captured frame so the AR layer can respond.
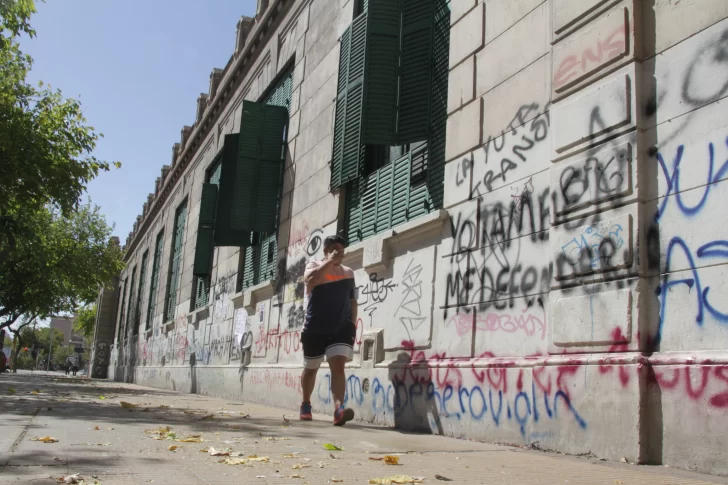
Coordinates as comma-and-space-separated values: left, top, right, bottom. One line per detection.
20, 0, 257, 241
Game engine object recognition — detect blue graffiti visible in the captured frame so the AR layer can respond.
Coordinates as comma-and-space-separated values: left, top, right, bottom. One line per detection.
656, 237, 728, 345
656, 138, 728, 220
315, 374, 365, 407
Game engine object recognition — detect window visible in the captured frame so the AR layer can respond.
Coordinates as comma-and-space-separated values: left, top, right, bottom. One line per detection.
117, 279, 127, 342
134, 251, 149, 335
192, 162, 222, 310
338, 0, 450, 244
125, 266, 137, 338
146, 231, 164, 331
164, 202, 188, 322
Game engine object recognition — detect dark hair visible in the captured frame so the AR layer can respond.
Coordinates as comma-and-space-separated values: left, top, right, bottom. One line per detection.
323, 235, 346, 251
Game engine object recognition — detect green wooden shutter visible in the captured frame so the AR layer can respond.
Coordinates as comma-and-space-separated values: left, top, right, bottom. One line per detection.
345, 180, 363, 245
146, 232, 164, 330
331, 14, 368, 189
361, 0, 401, 145
216, 134, 253, 247
193, 183, 218, 276
397, 0, 434, 143
232, 101, 287, 234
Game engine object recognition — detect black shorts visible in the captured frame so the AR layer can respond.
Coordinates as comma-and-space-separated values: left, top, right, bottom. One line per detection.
301, 322, 356, 369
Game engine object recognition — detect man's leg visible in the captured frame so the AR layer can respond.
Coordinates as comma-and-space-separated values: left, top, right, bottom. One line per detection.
328, 355, 347, 408
301, 367, 318, 405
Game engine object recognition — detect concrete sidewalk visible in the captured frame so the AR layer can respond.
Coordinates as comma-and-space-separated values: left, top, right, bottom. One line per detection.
1, 374, 725, 485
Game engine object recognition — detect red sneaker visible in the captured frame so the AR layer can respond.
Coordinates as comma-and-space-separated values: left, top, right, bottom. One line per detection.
300, 402, 313, 421
333, 406, 354, 426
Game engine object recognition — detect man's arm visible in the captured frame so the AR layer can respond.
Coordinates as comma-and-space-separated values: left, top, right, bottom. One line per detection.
304, 250, 343, 287
350, 299, 358, 325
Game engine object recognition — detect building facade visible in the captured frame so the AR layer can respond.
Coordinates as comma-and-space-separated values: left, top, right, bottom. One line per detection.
93, 0, 728, 475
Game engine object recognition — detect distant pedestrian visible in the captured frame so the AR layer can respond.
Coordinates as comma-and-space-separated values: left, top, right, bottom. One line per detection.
64, 362, 70, 376
71, 364, 78, 376
299, 235, 358, 426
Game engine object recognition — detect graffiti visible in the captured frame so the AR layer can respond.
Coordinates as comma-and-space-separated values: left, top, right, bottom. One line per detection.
250, 369, 302, 393
287, 303, 305, 329
254, 327, 302, 356
288, 224, 323, 258
560, 222, 625, 270
656, 138, 728, 221
553, 24, 626, 91
446, 309, 546, 340
455, 157, 472, 187
358, 273, 398, 316
481, 188, 550, 249
316, 374, 365, 408
653, 365, 728, 408
395, 260, 426, 338
553, 142, 631, 218
510, 177, 535, 215
472, 104, 550, 196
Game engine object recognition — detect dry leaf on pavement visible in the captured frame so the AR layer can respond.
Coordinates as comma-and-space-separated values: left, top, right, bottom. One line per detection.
329, 453, 336, 460
7, 387, 16, 394
292, 464, 311, 470
434, 475, 453, 481
176, 436, 204, 443
120, 401, 137, 409
167, 445, 178, 451
290, 474, 304, 479
283, 415, 290, 422
384, 456, 400, 465
283, 453, 300, 458
248, 456, 270, 463
221, 458, 248, 465
31, 390, 40, 394
323, 443, 343, 451
208, 447, 232, 457
57, 473, 83, 484
200, 448, 209, 453
31, 436, 59, 443
368, 476, 424, 484
93, 426, 101, 431
330, 479, 344, 483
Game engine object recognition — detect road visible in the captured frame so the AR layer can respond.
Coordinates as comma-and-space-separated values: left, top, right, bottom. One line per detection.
1, 372, 725, 485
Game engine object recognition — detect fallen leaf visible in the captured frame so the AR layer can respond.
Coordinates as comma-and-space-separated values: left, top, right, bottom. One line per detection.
200, 414, 215, 421
292, 464, 311, 470
93, 426, 101, 431
240, 412, 250, 418
31, 436, 59, 443
330, 453, 337, 460
369, 457, 385, 461
221, 457, 248, 465
167, 445, 178, 451
368, 477, 424, 484
290, 474, 304, 479
158, 405, 170, 409
615, 481, 624, 485
317, 461, 326, 468
7, 387, 16, 394
620, 457, 628, 463
57, 473, 83, 484
98, 396, 106, 400
331, 479, 344, 483
384, 456, 400, 465
183, 410, 196, 415
31, 390, 40, 394
200, 448, 209, 453
256, 477, 266, 479
283, 415, 290, 423
176, 436, 204, 443
107, 428, 114, 430
435, 475, 453, 481
53, 457, 62, 462
249, 456, 270, 463
208, 447, 232, 457
120, 401, 137, 409
283, 453, 300, 458
323, 443, 343, 451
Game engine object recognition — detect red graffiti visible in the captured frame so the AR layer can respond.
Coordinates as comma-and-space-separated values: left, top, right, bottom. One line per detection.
250, 369, 302, 393
554, 24, 626, 90
653, 365, 728, 408
597, 328, 632, 388
287, 222, 310, 257
255, 327, 301, 355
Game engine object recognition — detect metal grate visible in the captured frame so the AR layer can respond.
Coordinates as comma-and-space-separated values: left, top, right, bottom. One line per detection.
165, 202, 188, 322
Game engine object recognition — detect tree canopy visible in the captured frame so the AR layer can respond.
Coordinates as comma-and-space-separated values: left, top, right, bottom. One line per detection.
74, 303, 97, 340
0, 0, 124, 330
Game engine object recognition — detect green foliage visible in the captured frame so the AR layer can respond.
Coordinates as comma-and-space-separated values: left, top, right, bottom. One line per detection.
0, 202, 125, 327
52, 344, 76, 366
74, 304, 96, 340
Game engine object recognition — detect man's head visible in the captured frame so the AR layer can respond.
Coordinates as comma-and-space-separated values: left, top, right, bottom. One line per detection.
323, 235, 346, 256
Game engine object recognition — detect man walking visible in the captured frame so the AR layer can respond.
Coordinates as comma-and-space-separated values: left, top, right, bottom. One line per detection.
299, 235, 358, 426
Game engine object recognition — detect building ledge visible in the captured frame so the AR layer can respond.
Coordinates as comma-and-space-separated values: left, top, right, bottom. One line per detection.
344, 209, 449, 271
231, 279, 276, 314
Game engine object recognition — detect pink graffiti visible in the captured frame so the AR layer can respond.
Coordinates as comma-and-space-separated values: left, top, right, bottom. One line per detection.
653, 365, 728, 408
446, 310, 546, 339
553, 24, 626, 90
287, 222, 309, 258
250, 369, 302, 393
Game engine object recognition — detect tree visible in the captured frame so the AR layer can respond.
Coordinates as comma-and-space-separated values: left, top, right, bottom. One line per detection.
74, 304, 97, 341
52, 345, 76, 367
0, 202, 125, 329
